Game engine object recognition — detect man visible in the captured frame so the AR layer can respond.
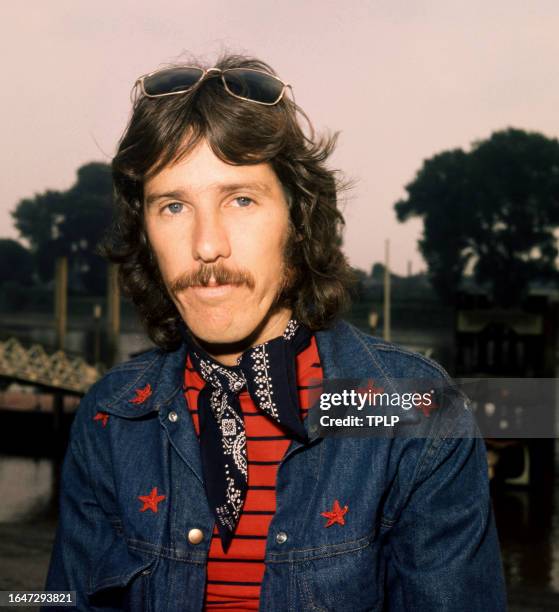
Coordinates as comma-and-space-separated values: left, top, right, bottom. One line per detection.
45, 54, 507, 611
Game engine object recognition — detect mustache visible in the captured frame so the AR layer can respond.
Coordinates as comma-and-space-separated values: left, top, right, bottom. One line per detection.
169, 263, 256, 295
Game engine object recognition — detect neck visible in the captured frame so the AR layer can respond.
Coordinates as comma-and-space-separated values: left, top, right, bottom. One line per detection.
193, 307, 293, 366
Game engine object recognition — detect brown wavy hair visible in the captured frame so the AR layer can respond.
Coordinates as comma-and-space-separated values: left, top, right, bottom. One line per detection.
100, 53, 356, 350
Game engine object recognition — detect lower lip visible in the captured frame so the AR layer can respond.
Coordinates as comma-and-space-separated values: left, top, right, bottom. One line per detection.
187, 284, 238, 300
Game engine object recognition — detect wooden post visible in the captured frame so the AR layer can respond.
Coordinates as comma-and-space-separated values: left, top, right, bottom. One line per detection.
93, 303, 102, 364
53, 256, 68, 457
368, 310, 379, 335
106, 263, 120, 366
54, 257, 68, 351
383, 240, 391, 342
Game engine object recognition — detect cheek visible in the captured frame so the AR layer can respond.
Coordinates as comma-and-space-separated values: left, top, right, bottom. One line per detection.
239, 220, 289, 287
145, 221, 190, 280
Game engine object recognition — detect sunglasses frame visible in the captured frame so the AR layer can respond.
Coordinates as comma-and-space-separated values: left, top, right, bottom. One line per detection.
135, 66, 292, 106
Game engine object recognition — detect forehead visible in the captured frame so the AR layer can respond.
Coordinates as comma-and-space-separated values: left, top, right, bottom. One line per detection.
144, 139, 282, 199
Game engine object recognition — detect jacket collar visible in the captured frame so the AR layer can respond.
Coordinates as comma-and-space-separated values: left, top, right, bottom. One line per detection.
100, 345, 188, 418
99, 318, 384, 419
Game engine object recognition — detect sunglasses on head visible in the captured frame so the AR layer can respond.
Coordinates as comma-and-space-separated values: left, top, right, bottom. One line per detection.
135, 66, 292, 106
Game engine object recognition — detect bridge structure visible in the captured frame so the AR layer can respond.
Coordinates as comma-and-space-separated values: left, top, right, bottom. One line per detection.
0, 337, 103, 395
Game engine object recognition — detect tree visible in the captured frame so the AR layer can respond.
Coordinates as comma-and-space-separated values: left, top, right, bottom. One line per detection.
395, 129, 559, 307
0, 239, 34, 286
370, 262, 400, 282
350, 267, 368, 300
11, 163, 113, 294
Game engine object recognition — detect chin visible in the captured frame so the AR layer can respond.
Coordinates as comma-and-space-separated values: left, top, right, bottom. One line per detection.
182, 310, 261, 347
193, 326, 249, 346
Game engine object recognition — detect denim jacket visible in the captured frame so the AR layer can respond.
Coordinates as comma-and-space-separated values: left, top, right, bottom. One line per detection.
44, 319, 507, 611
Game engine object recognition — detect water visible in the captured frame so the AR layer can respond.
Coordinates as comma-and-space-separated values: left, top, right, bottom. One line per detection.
0, 456, 55, 522
492, 446, 559, 597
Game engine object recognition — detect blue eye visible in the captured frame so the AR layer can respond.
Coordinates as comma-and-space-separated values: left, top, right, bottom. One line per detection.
234, 196, 253, 207
165, 202, 183, 214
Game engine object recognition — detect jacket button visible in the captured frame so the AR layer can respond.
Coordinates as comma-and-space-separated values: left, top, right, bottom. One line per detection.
275, 531, 288, 544
188, 528, 204, 544
168, 411, 179, 423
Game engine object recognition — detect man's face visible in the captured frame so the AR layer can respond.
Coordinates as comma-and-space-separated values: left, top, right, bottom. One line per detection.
143, 138, 293, 351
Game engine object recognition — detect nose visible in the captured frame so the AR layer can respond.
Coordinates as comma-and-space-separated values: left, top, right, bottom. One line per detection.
191, 207, 231, 264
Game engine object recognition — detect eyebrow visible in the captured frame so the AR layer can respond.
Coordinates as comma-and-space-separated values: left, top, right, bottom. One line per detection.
144, 182, 272, 207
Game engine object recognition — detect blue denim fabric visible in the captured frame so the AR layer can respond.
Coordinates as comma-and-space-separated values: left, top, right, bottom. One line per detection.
44, 319, 507, 611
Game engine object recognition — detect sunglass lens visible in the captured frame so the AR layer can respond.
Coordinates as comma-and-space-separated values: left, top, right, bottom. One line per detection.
143, 67, 204, 96
223, 69, 284, 104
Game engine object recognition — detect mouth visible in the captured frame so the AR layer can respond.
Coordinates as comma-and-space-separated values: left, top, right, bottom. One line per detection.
186, 278, 241, 301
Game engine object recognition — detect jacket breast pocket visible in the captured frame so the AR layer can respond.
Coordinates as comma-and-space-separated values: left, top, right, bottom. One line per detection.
87, 537, 156, 612
295, 533, 383, 612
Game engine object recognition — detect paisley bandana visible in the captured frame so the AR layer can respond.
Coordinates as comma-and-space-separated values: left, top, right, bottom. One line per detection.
180, 319, 312, 551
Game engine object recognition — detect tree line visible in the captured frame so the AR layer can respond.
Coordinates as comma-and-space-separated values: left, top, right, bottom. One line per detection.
395, 128, 559, 307
2, 163, 112, 295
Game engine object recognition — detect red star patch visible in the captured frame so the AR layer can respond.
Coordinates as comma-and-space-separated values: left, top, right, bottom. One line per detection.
356, 378, 384, 397
129, 383, 152, 404
416, 390, 439, 417
138, 487, 166, 513
93, 412, 109, 427
321, 499, 348, 527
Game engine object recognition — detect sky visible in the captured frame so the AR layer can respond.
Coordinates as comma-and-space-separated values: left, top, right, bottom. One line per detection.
1, 0, 558, 275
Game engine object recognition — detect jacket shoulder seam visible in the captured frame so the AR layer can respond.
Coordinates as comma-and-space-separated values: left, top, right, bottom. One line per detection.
365, 340, 452, 381
105, 348, 163, 376
342, 323, 396, 390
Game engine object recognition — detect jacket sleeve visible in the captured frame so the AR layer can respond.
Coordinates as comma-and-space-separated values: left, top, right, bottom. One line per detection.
383, 402, 508, 611
43, 392, 124, 611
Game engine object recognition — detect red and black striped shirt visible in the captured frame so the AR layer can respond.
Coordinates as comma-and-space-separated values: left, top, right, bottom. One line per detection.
183, 335, 323, 610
